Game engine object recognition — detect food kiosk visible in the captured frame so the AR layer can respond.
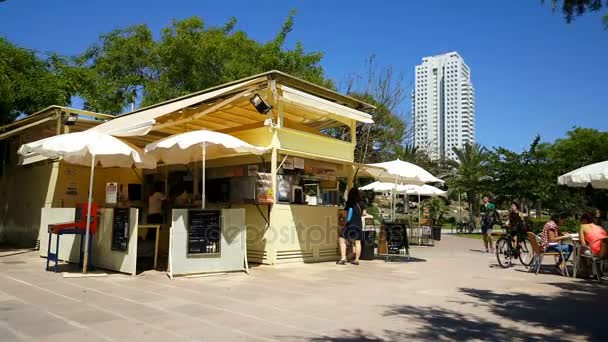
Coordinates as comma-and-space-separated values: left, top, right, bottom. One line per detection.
35, 70, 378, 274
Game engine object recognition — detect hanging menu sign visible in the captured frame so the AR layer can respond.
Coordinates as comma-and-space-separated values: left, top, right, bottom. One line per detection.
111, 208, 130, 251
188, 209, 221, 255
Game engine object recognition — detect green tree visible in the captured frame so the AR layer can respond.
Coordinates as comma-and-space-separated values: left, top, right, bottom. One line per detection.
74, 11, 333, 113
448, 143, 490, 219
341, 57, 407, 164
350, 93, 406, 163
423, 197, 449, 225
0, 38, 73, 124
544, 128, 608, 214
486, 129, 608, 217
486, 135, 561, 216
544, 0, 608, 28
545, 127, 608, 171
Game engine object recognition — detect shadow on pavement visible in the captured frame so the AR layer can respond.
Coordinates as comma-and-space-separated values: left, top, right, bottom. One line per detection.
377, 256, 427, 263
458, 283, 608, 341
291, 281, 608, 341
469, 249, 487, 253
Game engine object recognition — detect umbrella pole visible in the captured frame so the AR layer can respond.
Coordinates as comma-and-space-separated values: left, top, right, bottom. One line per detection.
82, 154, 95, 274
202, 142, 206, 210
393, 175, 398, 220
418, 193, 421, 227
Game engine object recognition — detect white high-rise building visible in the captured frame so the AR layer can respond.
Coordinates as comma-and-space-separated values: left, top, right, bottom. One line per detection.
412, 52, 475, 160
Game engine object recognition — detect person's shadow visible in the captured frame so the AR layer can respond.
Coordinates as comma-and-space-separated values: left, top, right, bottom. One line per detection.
469, 249, 486, 253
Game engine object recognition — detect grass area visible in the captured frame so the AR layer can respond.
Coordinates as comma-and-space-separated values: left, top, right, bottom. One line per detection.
455, 233, 484, 240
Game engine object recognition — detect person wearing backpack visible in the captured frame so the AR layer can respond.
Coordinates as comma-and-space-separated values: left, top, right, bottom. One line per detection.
337, 188, 367, 265
480, 196, 500, 253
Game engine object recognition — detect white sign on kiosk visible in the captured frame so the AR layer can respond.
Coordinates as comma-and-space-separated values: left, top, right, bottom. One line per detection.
106, 182, 118, 204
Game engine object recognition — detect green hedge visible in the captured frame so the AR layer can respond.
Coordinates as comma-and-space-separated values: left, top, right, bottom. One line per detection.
527, 218, 579, 234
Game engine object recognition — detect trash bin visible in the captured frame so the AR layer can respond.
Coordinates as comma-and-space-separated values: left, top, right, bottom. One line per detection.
360, 229, 376, 260
432, 225, 442, 241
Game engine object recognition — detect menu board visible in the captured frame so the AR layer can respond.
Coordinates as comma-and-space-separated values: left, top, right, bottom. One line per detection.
188, 209, 221, 255
111, 208, 130, 251
255, 173, 274, 204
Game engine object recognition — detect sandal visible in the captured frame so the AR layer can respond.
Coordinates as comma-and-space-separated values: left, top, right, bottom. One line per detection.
336, 259, 347, 265
555, 264, 566, 276
350, 261, 359, 265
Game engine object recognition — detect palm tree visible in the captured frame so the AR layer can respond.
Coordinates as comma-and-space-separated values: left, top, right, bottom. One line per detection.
449, 143, 491, 221
394, 144, 423, 163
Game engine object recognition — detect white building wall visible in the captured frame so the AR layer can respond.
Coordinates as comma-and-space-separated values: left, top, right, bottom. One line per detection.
413, 52, 475, 160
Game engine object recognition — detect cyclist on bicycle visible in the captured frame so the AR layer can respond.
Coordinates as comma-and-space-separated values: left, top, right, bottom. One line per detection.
507, 202, 528, 246
480, 196, 500, 253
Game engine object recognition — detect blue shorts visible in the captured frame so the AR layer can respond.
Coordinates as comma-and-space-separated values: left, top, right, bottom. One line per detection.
481, 224, 493, 234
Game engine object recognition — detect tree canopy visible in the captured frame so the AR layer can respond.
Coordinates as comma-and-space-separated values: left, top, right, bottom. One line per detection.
0, 38, 73, 124
546, 0, 608, 27
73, 12, 333, 114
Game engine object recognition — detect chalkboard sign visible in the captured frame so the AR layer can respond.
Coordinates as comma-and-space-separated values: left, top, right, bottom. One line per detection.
111, 208, 130, 251
188, 210, 221, 255
384, 221, 409, 255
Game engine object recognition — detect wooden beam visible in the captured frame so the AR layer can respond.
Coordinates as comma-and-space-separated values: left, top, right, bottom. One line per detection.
0, 116, 56, 141
281, 118, 324, 136
203, 111, 254, 126
217, 121, 265, 134
59, 107, 114, 120
209, 110, 258, 124
152, 86, 258, 131
222, 106, 268, 122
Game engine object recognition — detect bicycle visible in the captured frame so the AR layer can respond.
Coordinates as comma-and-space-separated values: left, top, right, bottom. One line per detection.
456, 219, 476, 234
495, 228, 533, 268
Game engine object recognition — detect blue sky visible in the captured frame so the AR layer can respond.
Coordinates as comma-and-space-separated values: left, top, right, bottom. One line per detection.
1, 0, 606, 151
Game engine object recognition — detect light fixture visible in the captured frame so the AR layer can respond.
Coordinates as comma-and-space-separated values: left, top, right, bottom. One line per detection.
250, 94, 272, 114
64, 113, 78, 126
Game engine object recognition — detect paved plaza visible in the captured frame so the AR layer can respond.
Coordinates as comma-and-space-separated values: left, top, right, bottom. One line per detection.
1, 235, 606, 342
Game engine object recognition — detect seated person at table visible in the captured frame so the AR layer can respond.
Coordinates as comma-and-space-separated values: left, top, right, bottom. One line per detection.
579, 212, 608, 258
540, 212, 573, 274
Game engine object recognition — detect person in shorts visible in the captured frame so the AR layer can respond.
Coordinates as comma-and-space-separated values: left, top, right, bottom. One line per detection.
480, 196, 500, 253
337, 188, 367, 265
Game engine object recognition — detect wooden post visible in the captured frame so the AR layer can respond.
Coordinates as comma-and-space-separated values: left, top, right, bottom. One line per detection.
346, 119, 357, 196
271, 145, 278, 204
55, 109, 62, 136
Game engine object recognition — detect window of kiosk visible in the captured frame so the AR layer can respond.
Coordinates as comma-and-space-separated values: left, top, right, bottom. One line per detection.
187, 210, 221, 256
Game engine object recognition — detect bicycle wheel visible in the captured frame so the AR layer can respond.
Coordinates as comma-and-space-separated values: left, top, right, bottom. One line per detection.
456, 224, 463, 234
467, 221, 475, 234
496, 237, 513, 268
518, 238, 533, 266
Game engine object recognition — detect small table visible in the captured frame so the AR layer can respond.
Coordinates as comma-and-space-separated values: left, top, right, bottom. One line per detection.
137, 224, 161, 269
561, 234, 580, 277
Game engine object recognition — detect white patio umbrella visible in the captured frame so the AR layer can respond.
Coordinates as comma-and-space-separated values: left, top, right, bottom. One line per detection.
359, 181, 408, 192
558, 160, 608, 189
18, 131, 156, 273
362, 159, 443, 219
144, 130, 267, 209
403, 184, 448, 198
359, 182, 446, 220
364, 159, 444, 184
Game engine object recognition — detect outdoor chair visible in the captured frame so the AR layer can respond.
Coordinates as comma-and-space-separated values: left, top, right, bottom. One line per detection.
574, 236, 608, 281
527, 232, 568, 276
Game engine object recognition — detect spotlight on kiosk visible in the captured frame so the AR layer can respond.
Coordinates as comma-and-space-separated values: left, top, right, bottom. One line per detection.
250, 94, 275, 127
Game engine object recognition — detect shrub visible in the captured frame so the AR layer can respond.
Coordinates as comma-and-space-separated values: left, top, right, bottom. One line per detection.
366, 205, 380, 219
528, 218, 579, 234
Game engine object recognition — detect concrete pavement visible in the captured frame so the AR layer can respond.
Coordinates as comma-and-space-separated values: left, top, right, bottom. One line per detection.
1, 235, 606, 341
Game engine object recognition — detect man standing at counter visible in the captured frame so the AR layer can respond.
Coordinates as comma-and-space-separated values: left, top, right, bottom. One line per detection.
148, 182, 166, 224
337, 188, 367, 266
